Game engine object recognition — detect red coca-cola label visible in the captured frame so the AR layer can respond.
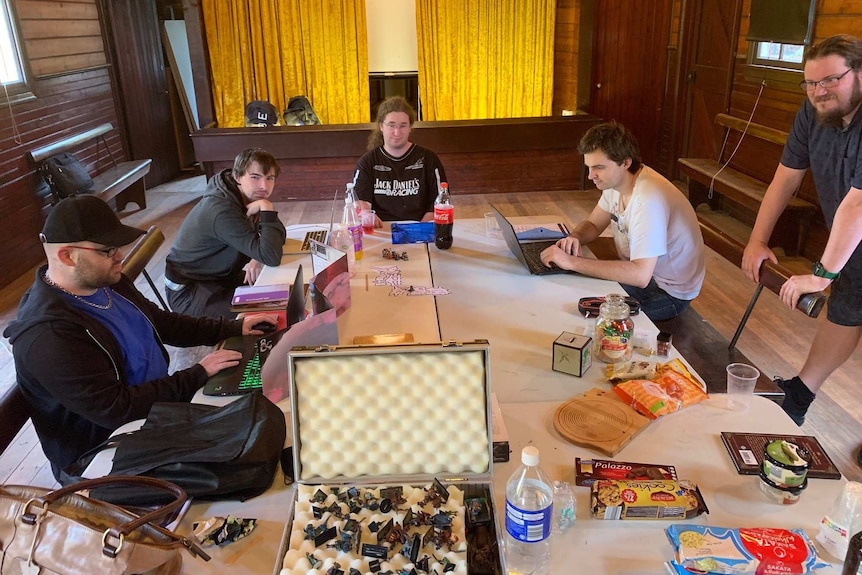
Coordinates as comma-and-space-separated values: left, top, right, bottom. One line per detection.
434, 205, 454, 225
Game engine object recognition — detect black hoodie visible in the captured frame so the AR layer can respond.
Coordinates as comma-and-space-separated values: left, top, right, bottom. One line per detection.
3, 268, 243, 481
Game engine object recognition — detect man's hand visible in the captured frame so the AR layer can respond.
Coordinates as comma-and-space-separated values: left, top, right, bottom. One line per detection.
246, 199, 274, 217
540, 245, 576, 270
197, 348, 243, 377
742, 241, 778, 283
555, 235, 584, 257
243, 260, 264, 285
779, 274, 831, 309
241, 313, 280, 335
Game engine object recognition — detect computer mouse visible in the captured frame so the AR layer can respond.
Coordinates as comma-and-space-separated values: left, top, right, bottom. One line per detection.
252, 321, 276, 333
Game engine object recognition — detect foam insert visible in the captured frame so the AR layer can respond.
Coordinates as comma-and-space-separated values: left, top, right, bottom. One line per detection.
292, 349, 490, 480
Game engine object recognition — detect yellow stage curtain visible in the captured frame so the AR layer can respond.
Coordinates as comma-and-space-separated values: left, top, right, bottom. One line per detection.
202, 0, 369, 127
416, 0, 555, 120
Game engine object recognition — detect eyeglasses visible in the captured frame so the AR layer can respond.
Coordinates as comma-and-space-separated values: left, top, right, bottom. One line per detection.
799, 69, 853, 92
382, 122, 410, 131
66, 245, 120, 258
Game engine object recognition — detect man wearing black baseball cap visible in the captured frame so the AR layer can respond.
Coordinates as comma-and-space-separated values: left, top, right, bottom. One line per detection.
4, 196, 275, 483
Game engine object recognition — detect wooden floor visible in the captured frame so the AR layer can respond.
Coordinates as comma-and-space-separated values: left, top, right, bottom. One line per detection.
2, 175, 861, 486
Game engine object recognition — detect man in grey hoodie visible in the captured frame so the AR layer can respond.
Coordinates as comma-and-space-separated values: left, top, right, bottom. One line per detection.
165, 148, 287, 318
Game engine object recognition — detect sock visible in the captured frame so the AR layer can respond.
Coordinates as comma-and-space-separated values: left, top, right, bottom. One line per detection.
776, 376, 815, 426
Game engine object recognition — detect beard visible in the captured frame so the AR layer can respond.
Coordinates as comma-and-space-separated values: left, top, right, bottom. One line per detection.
816, 76, 862, 128
73, 255, 120, 290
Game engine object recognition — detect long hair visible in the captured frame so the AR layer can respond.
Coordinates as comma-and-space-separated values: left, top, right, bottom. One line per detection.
577, 121, 642, 174
367, 96, 417, 150
804, 34, 862, 69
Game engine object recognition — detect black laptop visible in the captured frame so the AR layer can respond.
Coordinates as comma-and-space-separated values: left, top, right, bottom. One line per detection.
490, 204, 571, 275
203, 266, 307, 396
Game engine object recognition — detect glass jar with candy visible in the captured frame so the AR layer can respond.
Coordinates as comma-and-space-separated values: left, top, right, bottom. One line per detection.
593, 293, 634, 363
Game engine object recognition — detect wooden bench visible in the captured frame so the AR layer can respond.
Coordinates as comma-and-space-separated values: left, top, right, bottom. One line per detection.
678, 113, 817, 265
28, 123, 152, 211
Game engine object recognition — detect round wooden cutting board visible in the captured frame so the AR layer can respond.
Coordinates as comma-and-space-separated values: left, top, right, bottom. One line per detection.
553, 388, 651, 456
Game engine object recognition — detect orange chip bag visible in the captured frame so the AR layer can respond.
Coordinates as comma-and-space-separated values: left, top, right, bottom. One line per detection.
613, 362, 708, 419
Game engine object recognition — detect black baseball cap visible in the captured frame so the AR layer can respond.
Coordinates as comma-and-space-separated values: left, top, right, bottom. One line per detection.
244, 100, 278, 127
40, 195, 144, 247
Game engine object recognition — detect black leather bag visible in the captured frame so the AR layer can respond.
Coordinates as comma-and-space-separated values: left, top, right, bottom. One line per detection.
40, 152, 94, 200
81, 393, 286, 505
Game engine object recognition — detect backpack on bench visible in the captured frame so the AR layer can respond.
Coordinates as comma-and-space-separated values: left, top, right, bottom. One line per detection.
39, 152, 94, 202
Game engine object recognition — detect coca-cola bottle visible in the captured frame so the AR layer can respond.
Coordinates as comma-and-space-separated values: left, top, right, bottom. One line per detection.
434, 182, 453, 250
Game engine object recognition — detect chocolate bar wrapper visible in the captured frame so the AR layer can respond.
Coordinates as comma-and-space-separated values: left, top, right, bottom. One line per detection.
575, 457, 677, 487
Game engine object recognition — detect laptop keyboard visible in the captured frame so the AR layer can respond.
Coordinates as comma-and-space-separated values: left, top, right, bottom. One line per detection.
237, 342, 264, 391
301, 230, 328, 251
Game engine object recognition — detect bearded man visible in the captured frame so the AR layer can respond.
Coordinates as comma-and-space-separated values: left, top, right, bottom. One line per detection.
742, 35, 862, 432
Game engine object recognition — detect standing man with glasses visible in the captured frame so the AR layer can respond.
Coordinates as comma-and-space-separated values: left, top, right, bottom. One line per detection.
742, 35, 862, 432
355, 96, 447, 224
3, 196, 276, 484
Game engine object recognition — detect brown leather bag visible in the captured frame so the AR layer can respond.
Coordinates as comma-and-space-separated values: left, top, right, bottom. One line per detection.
0, 476, 209, 574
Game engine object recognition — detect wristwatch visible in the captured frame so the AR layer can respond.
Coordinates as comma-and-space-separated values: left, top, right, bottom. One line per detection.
812, 261, 840, 280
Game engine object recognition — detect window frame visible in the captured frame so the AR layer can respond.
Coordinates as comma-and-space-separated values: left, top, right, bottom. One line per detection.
0, 0, 34, 105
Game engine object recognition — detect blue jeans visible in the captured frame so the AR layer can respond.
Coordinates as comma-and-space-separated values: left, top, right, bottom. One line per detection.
620, 279, 691, 321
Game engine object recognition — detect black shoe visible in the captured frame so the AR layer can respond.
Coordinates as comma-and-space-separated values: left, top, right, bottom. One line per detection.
775, 376, 814, 426
857, 447, 862, 469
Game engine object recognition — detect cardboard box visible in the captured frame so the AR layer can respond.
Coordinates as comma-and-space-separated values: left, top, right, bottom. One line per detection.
275, 340, 504, 575
552, 331, 592, 377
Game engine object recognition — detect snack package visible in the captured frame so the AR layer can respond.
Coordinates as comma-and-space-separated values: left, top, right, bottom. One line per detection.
590, 479, 708, 520
575, 457, 677, 486
613, 363, 708, 419
605, 360, 659, 383
666, 525, 830, 575
816, 480, 862, 560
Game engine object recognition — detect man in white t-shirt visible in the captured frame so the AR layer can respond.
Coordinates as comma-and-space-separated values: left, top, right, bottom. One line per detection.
541, 121, 706, 321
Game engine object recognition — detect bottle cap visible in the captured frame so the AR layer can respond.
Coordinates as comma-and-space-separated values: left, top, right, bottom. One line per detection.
521, 446, 540, 466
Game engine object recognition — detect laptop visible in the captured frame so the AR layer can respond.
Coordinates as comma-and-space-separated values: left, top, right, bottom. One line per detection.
203, 266, 307, 396
489, 204, 571, 276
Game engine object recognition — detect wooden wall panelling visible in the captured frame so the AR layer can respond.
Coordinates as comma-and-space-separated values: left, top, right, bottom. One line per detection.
16, 0, 106, 78
0, 1, 125, 291
552, 0, 579, 115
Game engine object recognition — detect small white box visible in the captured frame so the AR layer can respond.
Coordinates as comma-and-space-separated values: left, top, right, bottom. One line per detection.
552, 331, 593, 377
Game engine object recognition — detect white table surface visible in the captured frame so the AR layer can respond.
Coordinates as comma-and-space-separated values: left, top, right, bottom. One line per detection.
91, 219, 844, 574
494, 397, 844, 574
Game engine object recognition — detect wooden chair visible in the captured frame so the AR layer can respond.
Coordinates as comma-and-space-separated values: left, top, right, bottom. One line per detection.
728, 260, 827, 351
0, 385, 31, 455
122, 225, 169, 310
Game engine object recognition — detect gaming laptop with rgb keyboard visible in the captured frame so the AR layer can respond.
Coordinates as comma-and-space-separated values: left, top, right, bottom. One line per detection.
203, 266, 307, 396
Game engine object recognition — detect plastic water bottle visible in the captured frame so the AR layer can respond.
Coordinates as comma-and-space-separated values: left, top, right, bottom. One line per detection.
346, 182, 361, 218
329, 223, 355, 275
343, 191, 363, 261
505, 446, 553, 575
434, 182, 453, 250
552, 480, 576, 534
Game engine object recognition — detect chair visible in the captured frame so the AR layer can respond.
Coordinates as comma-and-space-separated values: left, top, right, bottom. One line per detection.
728, 260, 827, 351
0, 385, 31, 454
122, 225, 169, 310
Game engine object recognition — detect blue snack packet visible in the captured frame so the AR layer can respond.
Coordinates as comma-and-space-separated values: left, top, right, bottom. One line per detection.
391, 222, 435, 244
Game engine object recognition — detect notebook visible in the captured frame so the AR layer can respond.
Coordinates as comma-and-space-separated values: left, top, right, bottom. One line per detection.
203, 265, 307, 396
490, 204, 571, 276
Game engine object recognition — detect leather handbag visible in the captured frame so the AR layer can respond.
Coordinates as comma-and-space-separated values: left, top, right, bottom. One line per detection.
39, 152, 94, 201
0, 475, 209, 575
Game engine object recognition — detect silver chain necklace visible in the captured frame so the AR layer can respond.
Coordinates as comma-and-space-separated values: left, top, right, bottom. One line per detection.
43, 272, 113, 310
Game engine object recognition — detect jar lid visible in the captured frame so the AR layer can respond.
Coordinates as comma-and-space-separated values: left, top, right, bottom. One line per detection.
763, 440, 810, 471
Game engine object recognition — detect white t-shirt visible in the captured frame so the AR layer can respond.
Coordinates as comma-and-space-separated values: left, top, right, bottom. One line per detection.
597, 166, 705, 300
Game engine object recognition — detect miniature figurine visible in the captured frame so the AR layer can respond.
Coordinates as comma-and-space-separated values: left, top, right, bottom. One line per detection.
306, 552, 323, 569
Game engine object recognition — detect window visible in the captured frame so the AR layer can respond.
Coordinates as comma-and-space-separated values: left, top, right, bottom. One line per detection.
751, 42, 805, 70
0, 0, 33, 103
744, 0, 815, 86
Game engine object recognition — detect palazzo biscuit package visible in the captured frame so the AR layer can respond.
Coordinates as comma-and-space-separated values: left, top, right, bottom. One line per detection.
276, 340, 503, 575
